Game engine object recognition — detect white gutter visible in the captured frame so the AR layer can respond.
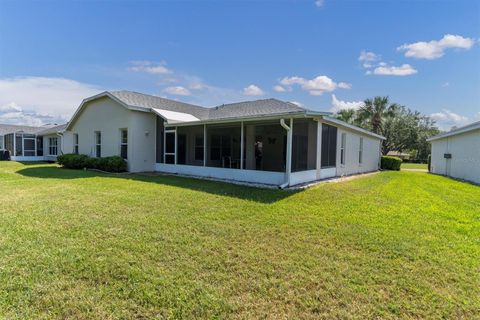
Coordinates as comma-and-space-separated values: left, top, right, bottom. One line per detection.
279, 118, 293, 189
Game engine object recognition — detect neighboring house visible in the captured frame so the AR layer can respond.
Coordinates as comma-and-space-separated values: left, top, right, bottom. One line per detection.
0, 123, 67, 161
62, 90, 384, 187
427, 121, 480, 185
386, 150, 410, 160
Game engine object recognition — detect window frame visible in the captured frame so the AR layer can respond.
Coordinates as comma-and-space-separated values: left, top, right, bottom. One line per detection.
73, 133, 79, 154
120, 129, 128, 160
359, 137, 364, 165
48, 137, 58, 156
94, 131, 101, 158
340, 132, 346, 166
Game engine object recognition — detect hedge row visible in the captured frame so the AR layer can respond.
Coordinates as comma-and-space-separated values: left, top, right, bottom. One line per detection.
57, 154, 127, 172
381, 156, 402, 171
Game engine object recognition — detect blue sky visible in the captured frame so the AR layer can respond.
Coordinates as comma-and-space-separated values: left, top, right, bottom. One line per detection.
0, 0, 479, 130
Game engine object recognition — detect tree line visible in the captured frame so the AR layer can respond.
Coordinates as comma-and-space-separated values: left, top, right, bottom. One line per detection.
335, 96, 441, 161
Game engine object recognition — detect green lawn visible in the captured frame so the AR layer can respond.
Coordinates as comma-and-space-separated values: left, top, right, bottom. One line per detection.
401, 162, 428, 170
0, 162, 479, 319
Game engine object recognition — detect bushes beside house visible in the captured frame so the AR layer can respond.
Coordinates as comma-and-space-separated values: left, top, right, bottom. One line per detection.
381, 156, 402, 171
58, 154, 127, 172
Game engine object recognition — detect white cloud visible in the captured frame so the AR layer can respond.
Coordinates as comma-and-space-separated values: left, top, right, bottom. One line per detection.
338, 82, 352, 89
243, 84, 265, 96
163, 86, 191, 96
279, 75, 350, 96
398, 34, 476, 60
330, 94, 364, 113
372, 63, 418, 76
315, 0, 324, 7
358, 50, 380, 62
273, 85, 286, 92
128, 60, 172, 74
0, 76, 102, 126
441, 82, 450, 88
430, 109, 471, 130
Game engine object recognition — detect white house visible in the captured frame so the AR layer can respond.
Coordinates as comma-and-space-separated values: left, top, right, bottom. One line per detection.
0, 123, 67, 162
427, 121, 480, 185
1, 90, 385, 187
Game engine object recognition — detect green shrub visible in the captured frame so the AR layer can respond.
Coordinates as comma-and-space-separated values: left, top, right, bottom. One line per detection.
58, 154, 127, 172
57, 154, 90, 169
381, 156, 402, 171
100, 156, 128, 173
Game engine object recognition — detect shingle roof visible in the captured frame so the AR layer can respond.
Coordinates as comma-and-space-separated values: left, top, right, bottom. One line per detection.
37, 124, 67, 136
110, 91, 311, 122
0, 123, 66, 136
207, 99, 306, 120
0, 124, 45, 135
110, 91, 210, 120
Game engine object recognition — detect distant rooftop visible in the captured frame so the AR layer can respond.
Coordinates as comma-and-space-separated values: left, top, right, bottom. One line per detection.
0, 123, 66, 136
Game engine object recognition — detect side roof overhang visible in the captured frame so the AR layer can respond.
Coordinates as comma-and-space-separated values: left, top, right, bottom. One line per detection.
426, 120, 480, 142
322, 116, 386, 140
66, 91, 151, 131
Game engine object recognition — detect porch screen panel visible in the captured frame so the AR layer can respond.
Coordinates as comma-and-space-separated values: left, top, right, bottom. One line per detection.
292, 119, 317, 172
4, 134, 14, 154
321, 124, 337, 168
165, 131, 175, 164
244, 121, 286, 172
156, 116, 164, 163
23, 135, 36, 156
177, 125, 204, 166
37, 137, 43, 156
206, 124, 241, 169
15, 134, 22, 156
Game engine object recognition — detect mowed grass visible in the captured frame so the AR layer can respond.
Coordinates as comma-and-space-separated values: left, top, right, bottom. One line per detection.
401, 162, 428, 170
0, 162, 479, 319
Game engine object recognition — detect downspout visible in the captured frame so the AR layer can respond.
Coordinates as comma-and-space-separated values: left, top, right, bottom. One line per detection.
279, 118, 292, 189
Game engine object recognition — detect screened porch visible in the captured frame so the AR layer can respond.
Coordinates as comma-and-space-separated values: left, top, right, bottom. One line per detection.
155, 117, 319, 186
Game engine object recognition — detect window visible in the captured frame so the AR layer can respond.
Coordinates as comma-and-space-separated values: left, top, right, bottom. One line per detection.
194, 134, 204, 161
49, 137, 58, 155
359, 137, 363, 164
74, 134, 79, 154
340, 133, 346, 166
0, 135, 3, 150
120, 129, 128, 159
321, 124, 337, 168
95, 131, 101, 157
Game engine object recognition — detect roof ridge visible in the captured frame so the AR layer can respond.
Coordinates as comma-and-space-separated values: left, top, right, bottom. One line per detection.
110, 90, 207, 109
215, 98, 290, 108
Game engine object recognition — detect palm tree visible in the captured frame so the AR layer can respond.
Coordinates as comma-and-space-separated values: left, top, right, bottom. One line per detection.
335, 108, 356, 124
357, 96, 398, 134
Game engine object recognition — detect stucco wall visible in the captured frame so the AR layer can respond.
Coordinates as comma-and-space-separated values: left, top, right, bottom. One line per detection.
335, 126, 381, 176
430, 129, 480, 184
68, 96, 156, 172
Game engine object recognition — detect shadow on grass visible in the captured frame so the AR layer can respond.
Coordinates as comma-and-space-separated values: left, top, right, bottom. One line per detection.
16, 166, 297, 204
